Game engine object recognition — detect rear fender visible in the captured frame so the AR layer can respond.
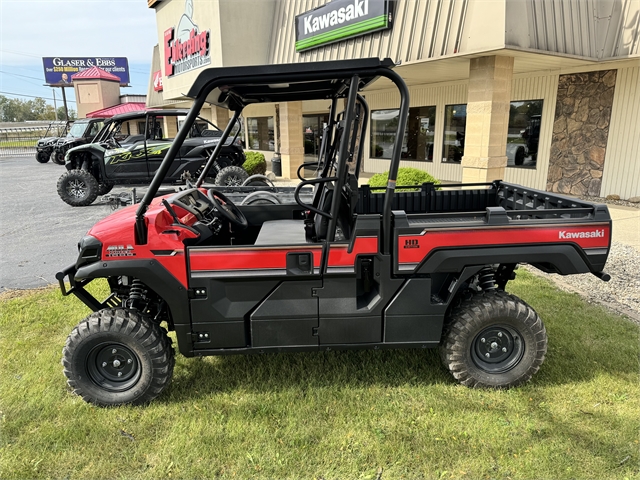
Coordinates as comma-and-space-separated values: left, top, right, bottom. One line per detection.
416, 244, 593, 275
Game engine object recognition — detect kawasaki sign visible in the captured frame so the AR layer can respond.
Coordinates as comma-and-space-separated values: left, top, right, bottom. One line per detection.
295, 0, 393, 52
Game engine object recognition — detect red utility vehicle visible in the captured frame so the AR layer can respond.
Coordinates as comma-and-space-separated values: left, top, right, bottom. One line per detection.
57, 59, 612, 406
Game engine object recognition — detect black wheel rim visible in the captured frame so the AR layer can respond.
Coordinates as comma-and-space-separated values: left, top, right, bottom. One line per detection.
86, 342, 141, 392
67, 179, 87, 199
471, 325, 524, 374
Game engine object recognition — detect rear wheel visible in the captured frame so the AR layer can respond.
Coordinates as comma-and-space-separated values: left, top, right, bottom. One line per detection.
36, 151, 50, 163
98, 182, 114, 195
514, 147, 525, 166
62, 308, 175, 406
440, 291, 547, 388
57, 169, 99, 206
215, 165, 249, 186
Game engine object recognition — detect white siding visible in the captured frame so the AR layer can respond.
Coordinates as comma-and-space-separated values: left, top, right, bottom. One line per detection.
503, 73, 559, 190
268, 0, 505, 65
601, 65, 640, 199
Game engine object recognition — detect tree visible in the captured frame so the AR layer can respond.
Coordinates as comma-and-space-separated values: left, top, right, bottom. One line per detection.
0, 94, 65, 122
57, 106, 77, 121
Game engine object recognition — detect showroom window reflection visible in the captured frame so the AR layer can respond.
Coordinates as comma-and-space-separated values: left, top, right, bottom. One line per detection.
506, 100, 543, 168
370, 106, 436, 161
442, 104, 467, 163
247, 117, 274, 151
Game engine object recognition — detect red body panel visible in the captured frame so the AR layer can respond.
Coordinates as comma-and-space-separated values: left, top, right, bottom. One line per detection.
190, 245, 323, 272
397, 223, 611, 266
188, 237, 379, 273
86, 197, 195, 287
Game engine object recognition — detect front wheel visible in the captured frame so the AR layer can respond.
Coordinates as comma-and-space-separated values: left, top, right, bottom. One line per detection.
36, 151, 50, 163
62, 309, 175, 406
440, 292, 547, 388
57, 169, 99, 206
51, 149, 65, 165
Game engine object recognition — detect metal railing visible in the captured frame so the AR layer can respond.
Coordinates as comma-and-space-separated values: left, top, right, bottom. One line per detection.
0, 123, 67, 157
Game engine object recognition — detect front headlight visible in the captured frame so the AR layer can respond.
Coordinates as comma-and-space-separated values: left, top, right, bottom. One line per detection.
76, 235, 102, 269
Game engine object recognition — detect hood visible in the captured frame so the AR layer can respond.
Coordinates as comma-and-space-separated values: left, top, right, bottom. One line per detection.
37, 136, 60, 146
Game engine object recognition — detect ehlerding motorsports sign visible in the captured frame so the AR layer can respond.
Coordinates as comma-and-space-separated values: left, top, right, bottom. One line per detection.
164, 0, 211, 77
295, 0, 393, 52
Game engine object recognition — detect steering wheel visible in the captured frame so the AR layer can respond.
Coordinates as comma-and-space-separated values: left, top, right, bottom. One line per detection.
207, 189, 248, 229
107, 136, 122, 149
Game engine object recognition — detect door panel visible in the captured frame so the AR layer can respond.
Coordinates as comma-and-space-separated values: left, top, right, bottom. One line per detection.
316, 237, 394, 345
250, 280, 321, 347
104, 144, 150, 180
188, 245, 322, 350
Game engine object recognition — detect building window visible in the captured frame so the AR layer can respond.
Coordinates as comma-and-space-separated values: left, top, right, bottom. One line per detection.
442, 104, 467, 163
370, 106, 436, 161
507, 100, 544, 169
247, 117, 274, 151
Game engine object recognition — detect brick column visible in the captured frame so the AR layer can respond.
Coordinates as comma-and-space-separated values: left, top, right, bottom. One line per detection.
163, 116, 178, 138
210, 106, 230, 130
278, 101, 304, 179
461, 56, 514, 184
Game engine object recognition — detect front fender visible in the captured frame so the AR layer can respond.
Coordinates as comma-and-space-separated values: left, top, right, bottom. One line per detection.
75, 259, 193, 355
65, 144, 105, 170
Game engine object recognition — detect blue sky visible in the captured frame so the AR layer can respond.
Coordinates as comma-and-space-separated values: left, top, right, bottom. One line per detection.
0, 0, 158, 109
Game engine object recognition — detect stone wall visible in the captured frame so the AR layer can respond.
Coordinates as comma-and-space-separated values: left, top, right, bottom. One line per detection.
547, 70, 616, 196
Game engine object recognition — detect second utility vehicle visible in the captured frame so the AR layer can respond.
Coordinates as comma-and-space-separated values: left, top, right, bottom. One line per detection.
57, 58, 611, 406
49, 117, 106, 165
57, 109, 245, 206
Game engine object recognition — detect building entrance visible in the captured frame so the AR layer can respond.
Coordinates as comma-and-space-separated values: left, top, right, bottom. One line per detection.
303, 114, 329, 174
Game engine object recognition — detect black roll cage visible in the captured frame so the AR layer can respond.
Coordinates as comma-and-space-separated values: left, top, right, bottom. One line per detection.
134, 58, 409, 255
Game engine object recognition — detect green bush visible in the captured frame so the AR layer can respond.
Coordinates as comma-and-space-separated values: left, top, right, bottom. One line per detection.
368, 167, 440, 192
242, 151, 267, 176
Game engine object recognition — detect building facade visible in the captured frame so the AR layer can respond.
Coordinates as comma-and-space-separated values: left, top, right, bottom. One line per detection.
147, 0, 639, 199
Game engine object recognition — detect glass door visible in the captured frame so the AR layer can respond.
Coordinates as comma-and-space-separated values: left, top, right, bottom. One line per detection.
302, 114, 329, 176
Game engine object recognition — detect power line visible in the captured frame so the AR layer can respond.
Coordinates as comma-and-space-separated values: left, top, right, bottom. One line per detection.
0, 91, 77, 103
0, 70, 43, 81
0, 49, 41, 59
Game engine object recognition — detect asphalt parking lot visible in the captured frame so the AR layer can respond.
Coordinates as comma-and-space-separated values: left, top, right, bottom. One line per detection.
0, 156, 144, 290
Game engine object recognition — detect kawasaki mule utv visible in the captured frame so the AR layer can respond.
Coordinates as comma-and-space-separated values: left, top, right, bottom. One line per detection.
57, 58, 612, 406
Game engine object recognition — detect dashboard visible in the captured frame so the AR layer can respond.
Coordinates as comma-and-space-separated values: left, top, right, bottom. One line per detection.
166, 188, 213, 221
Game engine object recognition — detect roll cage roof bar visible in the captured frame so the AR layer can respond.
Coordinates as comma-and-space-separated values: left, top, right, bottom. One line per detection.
135, 58, 409, 254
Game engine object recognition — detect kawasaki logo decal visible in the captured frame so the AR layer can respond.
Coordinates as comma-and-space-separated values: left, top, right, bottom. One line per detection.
559, 230, 605, 239
295, 0, 393, 52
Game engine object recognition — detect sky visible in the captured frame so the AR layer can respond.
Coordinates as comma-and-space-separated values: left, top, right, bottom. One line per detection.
0, 0, 158, 110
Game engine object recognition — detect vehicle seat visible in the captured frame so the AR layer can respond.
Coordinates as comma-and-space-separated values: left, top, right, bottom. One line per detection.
123, 134, 145, 145
254, 219, 307, 245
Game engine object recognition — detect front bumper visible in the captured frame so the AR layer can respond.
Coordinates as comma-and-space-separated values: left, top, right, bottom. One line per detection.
56, 263, 119, 312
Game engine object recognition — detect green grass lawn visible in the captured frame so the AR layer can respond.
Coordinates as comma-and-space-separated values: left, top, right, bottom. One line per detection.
1, 271, 638, 479
0, 139, 38, 148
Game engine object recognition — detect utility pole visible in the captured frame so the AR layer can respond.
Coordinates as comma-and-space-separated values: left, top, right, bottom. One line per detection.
60, 86, 70, 122
52, 88, 58, 119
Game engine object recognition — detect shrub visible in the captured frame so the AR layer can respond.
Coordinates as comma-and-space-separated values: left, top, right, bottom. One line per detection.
368, 167, 440, 192
373, 144, 384, 157
242, 151, 267, 176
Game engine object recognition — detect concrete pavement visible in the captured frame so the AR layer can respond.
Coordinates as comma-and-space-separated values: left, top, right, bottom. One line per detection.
608, 205, 640, 251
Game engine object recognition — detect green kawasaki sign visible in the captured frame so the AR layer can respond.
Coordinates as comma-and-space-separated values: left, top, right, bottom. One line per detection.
295, 0, 393, 52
